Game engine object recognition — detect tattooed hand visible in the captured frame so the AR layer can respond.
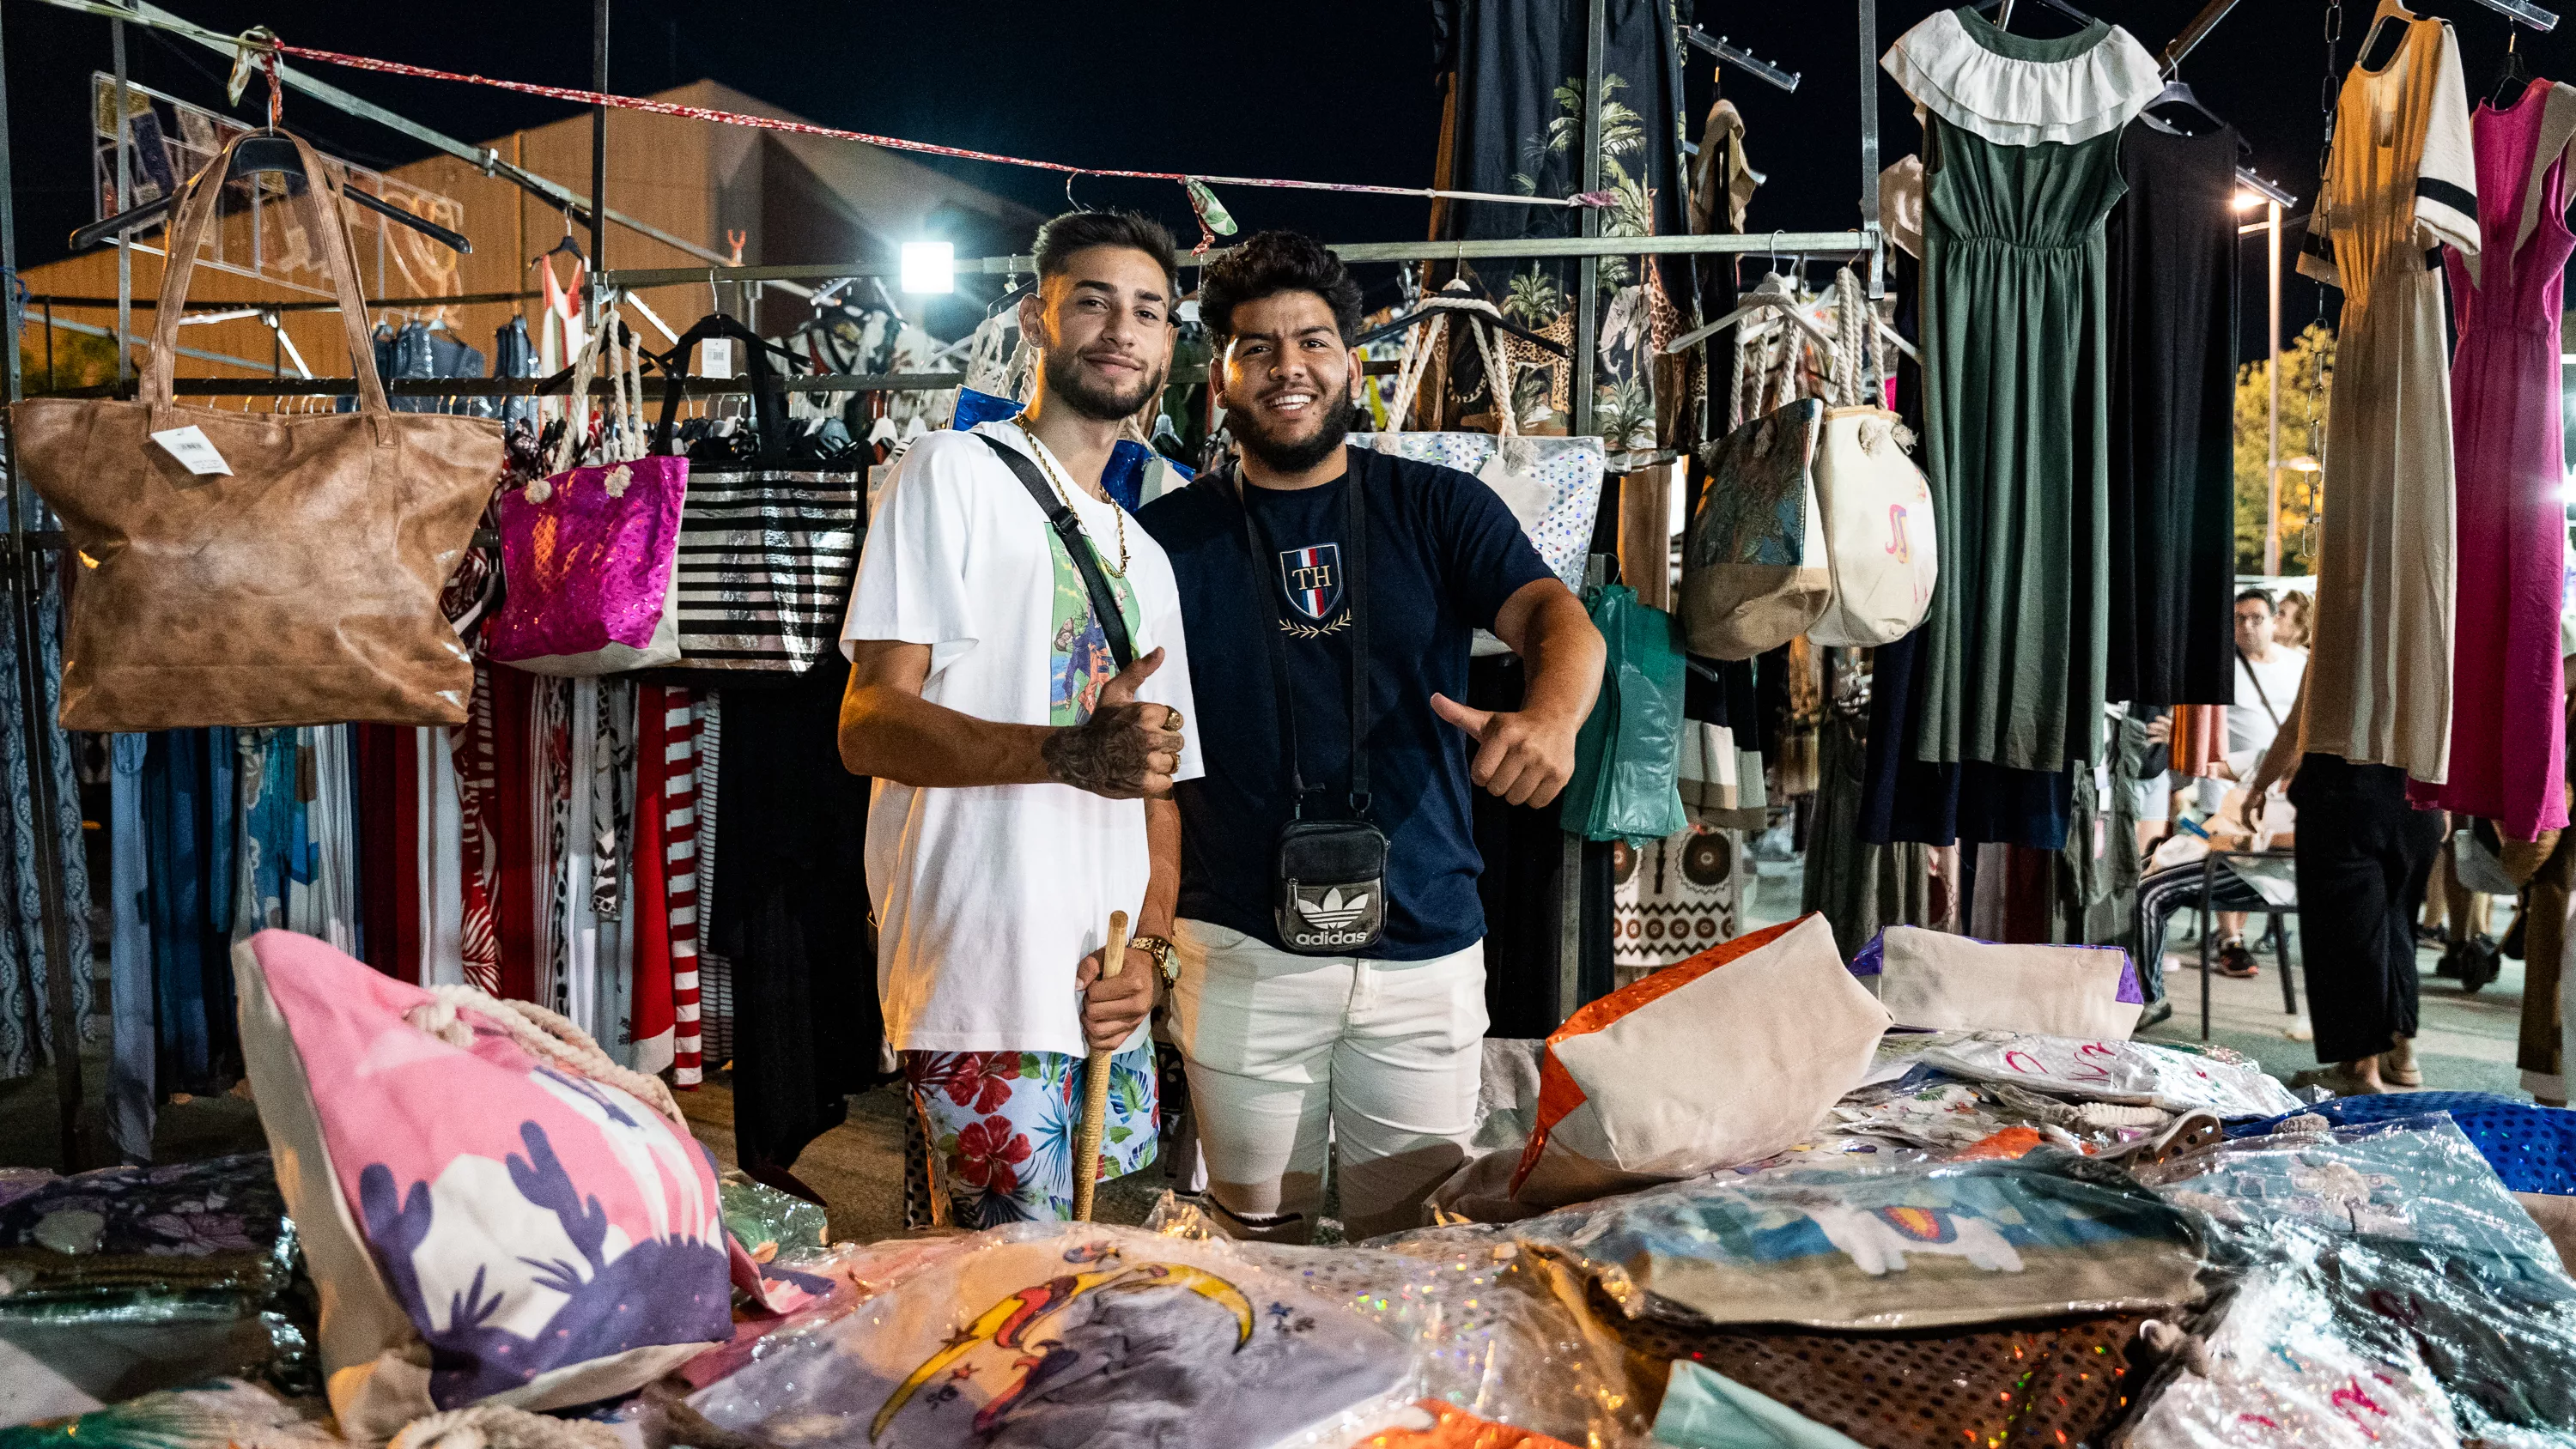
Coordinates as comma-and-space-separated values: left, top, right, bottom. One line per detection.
1042, 646, 1185, 799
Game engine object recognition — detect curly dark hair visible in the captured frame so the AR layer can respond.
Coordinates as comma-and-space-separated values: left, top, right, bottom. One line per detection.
1199, 230, 1364, 343
1032, 209, 1179, 293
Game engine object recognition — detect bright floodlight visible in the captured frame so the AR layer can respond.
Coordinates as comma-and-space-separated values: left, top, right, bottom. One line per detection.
902, 241, 956, 294
2232, 189, 2264, 211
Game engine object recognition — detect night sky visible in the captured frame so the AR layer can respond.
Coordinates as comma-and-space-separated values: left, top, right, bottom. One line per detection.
10, 0, 2576, 358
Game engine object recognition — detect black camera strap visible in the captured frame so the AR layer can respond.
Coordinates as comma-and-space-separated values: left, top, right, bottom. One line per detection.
1231, 454, 1370, 819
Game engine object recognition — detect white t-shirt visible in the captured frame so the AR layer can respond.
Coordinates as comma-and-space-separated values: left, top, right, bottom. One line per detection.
842, 421, 1201, 1056
2227, 645, 2308, 779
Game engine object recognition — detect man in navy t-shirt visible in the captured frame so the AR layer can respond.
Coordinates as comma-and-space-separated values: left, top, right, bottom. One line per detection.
1137, 231, 1603, 1241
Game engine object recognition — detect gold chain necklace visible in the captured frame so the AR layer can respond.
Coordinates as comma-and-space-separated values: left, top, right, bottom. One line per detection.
1014, 420, 1131, 578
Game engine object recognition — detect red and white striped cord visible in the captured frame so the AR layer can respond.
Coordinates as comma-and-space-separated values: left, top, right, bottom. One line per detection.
664, 690, 703, 1088
256, 38, 1607, 220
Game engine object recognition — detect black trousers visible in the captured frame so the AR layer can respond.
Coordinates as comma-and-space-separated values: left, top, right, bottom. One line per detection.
2290, 755, 2445, 1064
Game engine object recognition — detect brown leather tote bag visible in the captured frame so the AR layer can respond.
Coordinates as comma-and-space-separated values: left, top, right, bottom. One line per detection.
9, 130, 503, 730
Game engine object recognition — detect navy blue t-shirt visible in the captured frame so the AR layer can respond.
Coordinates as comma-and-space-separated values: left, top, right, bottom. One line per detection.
1137, 447, 1555, 959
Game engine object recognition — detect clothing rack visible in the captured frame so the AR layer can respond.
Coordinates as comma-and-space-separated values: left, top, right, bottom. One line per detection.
0, 0, 1902, 1167
1685, 28, 1801, 93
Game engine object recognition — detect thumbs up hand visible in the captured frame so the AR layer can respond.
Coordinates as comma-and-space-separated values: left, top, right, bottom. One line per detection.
1043, 647, 1186, 799
1432, 691, 1578, 808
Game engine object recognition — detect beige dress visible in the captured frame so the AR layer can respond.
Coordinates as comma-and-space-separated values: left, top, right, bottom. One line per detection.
2296, 9, 2480, 785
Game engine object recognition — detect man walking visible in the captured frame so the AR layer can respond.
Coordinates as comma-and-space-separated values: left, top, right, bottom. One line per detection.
839, 210, 1198, 1226
1139, 232, 1604, 1241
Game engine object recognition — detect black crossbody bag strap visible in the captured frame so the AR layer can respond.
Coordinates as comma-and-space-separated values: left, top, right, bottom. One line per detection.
1232, 458, 1371, 818
979, 433, 1133, 670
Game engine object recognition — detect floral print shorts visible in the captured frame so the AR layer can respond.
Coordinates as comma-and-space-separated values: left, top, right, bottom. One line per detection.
900, 1039, 1159, 1228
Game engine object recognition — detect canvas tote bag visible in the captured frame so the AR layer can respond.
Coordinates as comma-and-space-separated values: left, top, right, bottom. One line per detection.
642, 318, 865, 682
1681, 315, 1828, 661
9, 130, 502, 730
1353, 291, 1607, 643
1807, 268, 1939, 647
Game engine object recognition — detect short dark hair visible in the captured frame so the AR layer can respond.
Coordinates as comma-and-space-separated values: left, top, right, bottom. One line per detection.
2235, 588, 2275, 612
1200, 229, 1364, 343
1032, 209, 1179, 294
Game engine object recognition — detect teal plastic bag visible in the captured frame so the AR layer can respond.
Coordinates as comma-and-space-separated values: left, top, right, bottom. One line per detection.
1652, 1360, 1871, 1449
1559, 584, 1689, 846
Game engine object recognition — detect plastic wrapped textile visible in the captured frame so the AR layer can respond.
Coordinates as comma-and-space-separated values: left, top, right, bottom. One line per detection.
1919, 1031, 2303, 1118
1512, 1158, 2205, 1331
2205, 1219, 2576, 1446
0, 1311, 317, 1412
1553, 1252, 2151, 1449
717, 1173, 830, 1265
1651, 1361, 1868, 1449
0, 1378, 337, 1449
687, 1222, 1420, 1449
1148, 1198, 1648, 1447
1352, 1401, 1580, 1448
2224, 1092, 2576, 1196
2135, 1115, 2576, 1307
0, 1155, 293, 1321
2112, 1264, 2464, 1449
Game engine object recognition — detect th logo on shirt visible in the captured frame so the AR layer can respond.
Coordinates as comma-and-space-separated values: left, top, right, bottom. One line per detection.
1278, 543, 1344, 622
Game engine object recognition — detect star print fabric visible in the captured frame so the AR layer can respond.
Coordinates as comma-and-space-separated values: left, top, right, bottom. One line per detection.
686, 1222, 1415, 1449
902, 1040, 1158, 1227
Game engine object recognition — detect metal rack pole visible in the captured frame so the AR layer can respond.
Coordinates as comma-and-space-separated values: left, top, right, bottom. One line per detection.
112, 3, 132, 387
1, 0, 99, 1172
589, 0, 610, 333
1859, 0, 1884, 295
1560, 0, 1609, 1027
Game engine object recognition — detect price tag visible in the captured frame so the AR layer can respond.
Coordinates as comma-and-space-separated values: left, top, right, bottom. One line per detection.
150, 425, 232, 476
701, 336, 733, 379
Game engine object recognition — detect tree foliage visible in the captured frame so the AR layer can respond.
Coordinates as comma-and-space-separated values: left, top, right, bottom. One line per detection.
2232, 321, 2336, 576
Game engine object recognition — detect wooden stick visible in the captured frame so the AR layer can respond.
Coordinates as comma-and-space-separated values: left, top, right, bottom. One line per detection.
1071, 909, 1130, 1222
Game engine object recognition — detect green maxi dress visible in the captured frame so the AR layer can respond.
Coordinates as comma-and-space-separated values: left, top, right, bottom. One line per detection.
1882, 8, 2162, 772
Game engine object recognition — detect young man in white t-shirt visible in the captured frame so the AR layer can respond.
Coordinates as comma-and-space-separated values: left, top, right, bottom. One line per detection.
837, 210, 1200, 1226
2208, 587, 2308, 977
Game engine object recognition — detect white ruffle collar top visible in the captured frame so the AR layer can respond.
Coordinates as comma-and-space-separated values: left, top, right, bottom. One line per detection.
1881, 6, 2164, 149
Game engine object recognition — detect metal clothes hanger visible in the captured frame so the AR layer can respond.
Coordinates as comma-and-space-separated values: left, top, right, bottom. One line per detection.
70, 131, 471, 254
1973, 0, 2097, 33
1350, 279, 1570, 356
2492, 28, 2535, 106
2138, 73, 2234, 136
1664, 270, 1835, 355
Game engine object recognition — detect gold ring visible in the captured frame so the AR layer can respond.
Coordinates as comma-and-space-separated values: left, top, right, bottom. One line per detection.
1164, 709, 1186, 733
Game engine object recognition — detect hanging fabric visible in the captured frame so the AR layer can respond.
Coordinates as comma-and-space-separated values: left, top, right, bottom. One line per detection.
0, 565, 94, 1084
2105, 107, 2242, 706
2407, 80, 2576, 840
2298, 5, 2481, 786
107, 734, 154, 1161
1435, 0, 1695, 436
144, 728, 234, 1096
1881, 6, 2163, 771
709, 652, 882, 1175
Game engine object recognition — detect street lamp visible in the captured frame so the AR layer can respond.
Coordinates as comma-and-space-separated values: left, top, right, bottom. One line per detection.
2239, 168, 2300, 577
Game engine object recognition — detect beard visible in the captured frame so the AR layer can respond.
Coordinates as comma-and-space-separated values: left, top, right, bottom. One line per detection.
1041, 345, 1162, 423
1232, 392, 1358, 475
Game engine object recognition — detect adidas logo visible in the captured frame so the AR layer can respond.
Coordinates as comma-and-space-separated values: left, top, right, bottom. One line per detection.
1296, 887, 1370, 930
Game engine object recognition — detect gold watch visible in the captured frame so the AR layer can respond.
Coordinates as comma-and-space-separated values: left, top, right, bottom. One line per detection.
1129, 933, 1179, 985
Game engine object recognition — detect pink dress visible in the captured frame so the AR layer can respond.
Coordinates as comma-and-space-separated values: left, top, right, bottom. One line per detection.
2411, 82, 2575, 840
